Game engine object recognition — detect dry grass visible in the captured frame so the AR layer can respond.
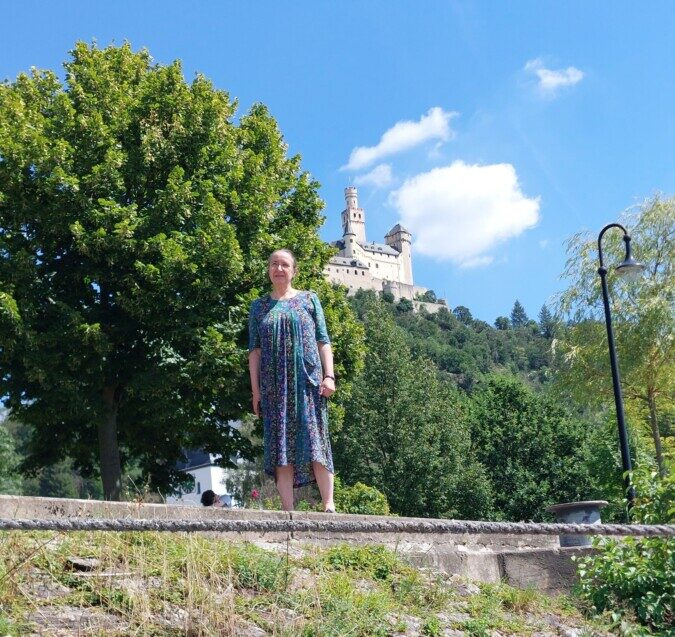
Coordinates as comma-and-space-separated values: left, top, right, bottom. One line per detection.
0, 531, 617, 636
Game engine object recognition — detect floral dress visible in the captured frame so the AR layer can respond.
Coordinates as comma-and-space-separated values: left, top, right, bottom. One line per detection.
248, 291, 334, 487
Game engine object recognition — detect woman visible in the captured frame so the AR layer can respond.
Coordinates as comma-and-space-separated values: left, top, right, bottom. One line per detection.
248, 249, 336, 512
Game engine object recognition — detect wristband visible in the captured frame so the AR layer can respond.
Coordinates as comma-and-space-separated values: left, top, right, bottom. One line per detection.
323, 375, 335, 381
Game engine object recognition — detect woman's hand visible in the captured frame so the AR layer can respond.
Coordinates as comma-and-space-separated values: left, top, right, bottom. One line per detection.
320, 377, 336, 398
252, 390, 261, 416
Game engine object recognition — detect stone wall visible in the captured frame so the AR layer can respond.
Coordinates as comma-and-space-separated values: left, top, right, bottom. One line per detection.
0, 495, 589, 593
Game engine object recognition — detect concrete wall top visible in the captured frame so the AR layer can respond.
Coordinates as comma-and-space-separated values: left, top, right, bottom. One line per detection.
0, 495, 557, 551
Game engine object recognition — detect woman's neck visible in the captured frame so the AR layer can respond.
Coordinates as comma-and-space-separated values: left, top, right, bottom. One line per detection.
270, 285, 296, 300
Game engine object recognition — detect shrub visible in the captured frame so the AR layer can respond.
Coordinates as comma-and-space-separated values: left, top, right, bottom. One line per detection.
575, 467, 674, 634
334, 477, 390, 516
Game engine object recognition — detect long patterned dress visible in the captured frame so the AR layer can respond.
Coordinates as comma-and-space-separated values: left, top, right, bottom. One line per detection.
248, 291, 334, 488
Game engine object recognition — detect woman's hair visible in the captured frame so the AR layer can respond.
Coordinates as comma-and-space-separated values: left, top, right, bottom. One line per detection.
200, 489, 217, 507
268, 249, 297, 269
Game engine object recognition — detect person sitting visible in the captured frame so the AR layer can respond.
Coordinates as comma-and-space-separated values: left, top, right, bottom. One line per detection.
200, 489, 224, 507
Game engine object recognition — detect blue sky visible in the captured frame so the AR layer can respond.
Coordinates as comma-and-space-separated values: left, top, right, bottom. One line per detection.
2, 1, 674, 322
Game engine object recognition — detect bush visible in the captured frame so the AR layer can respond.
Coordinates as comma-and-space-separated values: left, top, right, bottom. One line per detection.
575, 467, 674, 634
334, 477, 390, 515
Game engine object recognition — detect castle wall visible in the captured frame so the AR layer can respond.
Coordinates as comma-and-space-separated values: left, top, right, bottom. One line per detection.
354, 246, 401, 281
324, 263, 377, 292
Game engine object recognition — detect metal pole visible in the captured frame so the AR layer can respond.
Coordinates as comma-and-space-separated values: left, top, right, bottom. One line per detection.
597, 224, 635, 513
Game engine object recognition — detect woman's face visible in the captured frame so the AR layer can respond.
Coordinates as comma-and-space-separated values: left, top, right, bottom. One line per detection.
268, 251, 295, 286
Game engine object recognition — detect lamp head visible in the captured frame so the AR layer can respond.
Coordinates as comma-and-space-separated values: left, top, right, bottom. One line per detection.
616, 234, 646, 281
616, 257, 646, 281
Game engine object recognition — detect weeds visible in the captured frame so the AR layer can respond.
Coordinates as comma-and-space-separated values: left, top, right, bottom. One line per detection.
0, 532, 618, 636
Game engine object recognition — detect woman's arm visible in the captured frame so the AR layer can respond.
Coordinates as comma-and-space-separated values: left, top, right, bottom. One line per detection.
248, 348, 261, 415
318, 342, 335, 398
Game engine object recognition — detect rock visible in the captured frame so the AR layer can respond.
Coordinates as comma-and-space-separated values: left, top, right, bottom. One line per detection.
287, 567, 316, 592
394, 614, 423, 635
557, 629, 581, 637
455, 581, 481, 596
437, 610, 471, 625
24, 605, 128, 635
65, 557, 101, 572
23, 569, 72, 600
236, 619, 268, 636
446, 574, 481, 596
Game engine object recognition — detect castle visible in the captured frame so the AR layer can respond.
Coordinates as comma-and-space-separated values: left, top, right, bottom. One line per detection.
324, 187, 444, 309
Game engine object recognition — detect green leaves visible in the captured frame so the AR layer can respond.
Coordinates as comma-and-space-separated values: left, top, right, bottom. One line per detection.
554, 196, 675, 475
0, 42, 359, 497
469, 375, 595, 522
575, 469, 674, 634
334, 297, 491, 519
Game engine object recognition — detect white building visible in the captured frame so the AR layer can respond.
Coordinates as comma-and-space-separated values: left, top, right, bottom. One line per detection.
324, 187, 445, 310
165, 450, 235, 507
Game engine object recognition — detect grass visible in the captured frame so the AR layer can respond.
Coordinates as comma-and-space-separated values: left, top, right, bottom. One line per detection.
0, 530, 621, 636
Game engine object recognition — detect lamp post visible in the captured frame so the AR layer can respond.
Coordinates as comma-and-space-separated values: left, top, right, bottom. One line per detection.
597, 223, 645, 512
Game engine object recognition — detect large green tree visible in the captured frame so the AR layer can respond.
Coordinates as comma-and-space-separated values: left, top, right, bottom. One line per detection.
555, 195, 674, 475
0, 42, 362, 499
469, 375, 595, 521
335, 297, 493, 519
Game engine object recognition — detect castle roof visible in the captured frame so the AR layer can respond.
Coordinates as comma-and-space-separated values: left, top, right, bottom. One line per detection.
385, 223, 411, 235
358, 241, 400, 256
329, 256, 369, 269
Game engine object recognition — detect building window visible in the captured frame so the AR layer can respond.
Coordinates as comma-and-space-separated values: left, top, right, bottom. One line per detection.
197, 481, 201, 494
361, 271, 365, 275
376, 263, 379, 268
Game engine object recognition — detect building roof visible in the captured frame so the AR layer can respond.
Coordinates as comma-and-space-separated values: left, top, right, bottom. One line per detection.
176, 449, 219, 471
358, 241, 400, 256
386, 223, 411, 236
329, 256, 369, 269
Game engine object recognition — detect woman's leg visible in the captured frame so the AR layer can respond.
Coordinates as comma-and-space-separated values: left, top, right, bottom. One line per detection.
312, 462, 335, 512
275, 465, 294, 511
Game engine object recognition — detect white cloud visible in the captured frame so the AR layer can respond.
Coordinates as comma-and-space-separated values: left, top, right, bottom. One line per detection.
459, 255, 494, 269
539, 239, 550, 249
354, 164, 393, 188
343, 107, 457, 171
525, 58, 584, 95
389, 161, 540, 268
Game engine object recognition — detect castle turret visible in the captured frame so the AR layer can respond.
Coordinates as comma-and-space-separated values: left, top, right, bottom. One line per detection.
341, 186, 366, 243
385, 224, 413, 286
342, 210, 356, 258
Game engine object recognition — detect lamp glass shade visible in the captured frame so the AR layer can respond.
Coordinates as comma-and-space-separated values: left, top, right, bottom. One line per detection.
616, 258, 646, 282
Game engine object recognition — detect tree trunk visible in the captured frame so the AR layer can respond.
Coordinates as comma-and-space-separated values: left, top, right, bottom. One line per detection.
647, 390, 665, 477
99, 385, 123, 500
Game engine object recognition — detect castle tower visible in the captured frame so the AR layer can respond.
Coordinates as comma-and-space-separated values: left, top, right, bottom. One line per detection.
341, 186, 366, 243
385, 224, 413, 285
342, 209, 356, 258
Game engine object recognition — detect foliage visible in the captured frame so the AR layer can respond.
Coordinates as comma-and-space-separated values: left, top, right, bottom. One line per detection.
335, 296, 493, 519
0, 419, 21, 494
0, 530, 618, 636
334, 476, 390, 515
418, 289, 437, 303
555, 195, 675, 475
538, 304, 556, 338
350, 290, 552, 391
575, 467, 674, 635
510, 300, 529, 327
494, 316, 510, 330
397, 297, 414, 313
0, 42, 363, 499
469, 375, 595, 521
